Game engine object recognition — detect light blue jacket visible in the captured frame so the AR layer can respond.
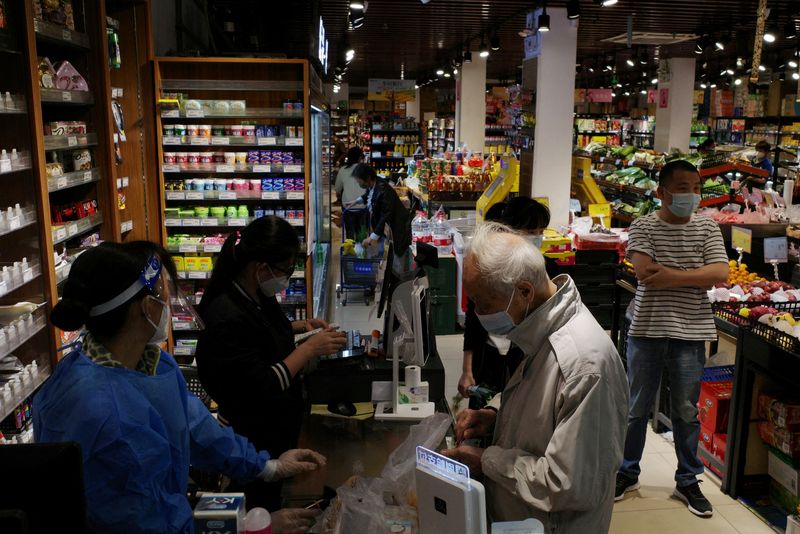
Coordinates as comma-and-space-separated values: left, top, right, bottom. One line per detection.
33, 349, 268, 533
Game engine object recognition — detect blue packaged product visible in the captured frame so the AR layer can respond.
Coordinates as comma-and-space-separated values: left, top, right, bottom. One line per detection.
265, 125, 277, 137
247, 150, 260, 163
260, 150, 271, 164
264, 209, 274, 216
275, 207, 286, 218
273, 178, 284, 191
254, 208, 265, 219
261, 178, 273, 191
255, 125, 267, 137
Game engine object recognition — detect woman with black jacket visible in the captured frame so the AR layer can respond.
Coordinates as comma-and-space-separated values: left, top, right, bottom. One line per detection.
195, 216, 347, 510
458, 197, 557, 400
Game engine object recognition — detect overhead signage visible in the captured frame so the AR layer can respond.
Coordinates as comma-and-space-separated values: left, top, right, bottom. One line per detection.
587, 88, 613, 103
731, 226, 753, 254
368, 79, 417, 102
318, 17, 329, 75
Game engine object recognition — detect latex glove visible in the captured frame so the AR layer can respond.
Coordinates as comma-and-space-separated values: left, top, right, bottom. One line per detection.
301, 329, 347, 359
457, 370, 476, 398
455, 408, 496, 444
272, 508, 320, 534
307, 318, 330, 330
261, 449, 326, 482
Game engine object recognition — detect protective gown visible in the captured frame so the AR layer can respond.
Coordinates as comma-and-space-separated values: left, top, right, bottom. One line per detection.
33, 348, 269, 534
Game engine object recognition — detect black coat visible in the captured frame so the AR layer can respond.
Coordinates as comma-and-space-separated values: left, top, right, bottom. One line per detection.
361, 177, 411, 253
195, 282, 303, 457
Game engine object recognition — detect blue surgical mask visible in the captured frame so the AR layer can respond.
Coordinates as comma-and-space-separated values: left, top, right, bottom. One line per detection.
666, 191, 701, 218
526, 235, 544, 250
476, 288, 530, 335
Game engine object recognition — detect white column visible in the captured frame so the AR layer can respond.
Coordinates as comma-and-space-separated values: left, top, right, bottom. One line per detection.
456, 52, 487, 154
406, 88, 421, 121
654, 58, 696, 153
532, 8, 577, 228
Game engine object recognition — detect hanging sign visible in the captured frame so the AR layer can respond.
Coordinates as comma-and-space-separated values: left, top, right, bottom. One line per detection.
587, 88, 613, 103
731, 226, 753, 254
764, 237, 788, 263
588, 203, 612, 218
647, 89, 658, 104
693, 90, 705, 105
368, 79, 417, 102
659, 88, 670, 108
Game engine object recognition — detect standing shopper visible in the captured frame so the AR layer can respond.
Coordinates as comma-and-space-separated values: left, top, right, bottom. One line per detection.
615, 160, 729, 517
334, 147, 366, 208
195, 216, 347, 510
34, 242, 325, 533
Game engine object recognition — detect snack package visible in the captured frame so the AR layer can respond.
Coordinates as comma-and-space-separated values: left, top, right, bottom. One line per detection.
55, 60, 89, 91
38, 57, 57, 89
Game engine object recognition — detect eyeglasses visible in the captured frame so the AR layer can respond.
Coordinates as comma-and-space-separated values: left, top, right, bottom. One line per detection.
269, 263, 295, 279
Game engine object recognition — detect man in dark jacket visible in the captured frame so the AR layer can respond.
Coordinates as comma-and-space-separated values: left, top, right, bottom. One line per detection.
352, 163, 411, 259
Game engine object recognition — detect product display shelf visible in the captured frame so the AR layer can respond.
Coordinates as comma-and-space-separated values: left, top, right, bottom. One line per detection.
32, 18, 91, 49
0, 217, 37, 240
42, 132, 99, 151
51, 212, 104, 246
155, 57, 315, 342
0, 363, 51, 424
47, 168, 101, 192
39, 88, 94, 105
0, 262, 42, 299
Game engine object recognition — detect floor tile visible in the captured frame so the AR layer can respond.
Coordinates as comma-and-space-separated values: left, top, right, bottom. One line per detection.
610, 507, 740, 533
715, 503, 777, 534
613, 453, 685, 512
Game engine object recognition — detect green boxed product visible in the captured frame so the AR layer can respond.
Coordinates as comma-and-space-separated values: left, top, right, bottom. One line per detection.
237, 205, 249, 217
194, 207, 209, 218
178, 209, 195, 218
210, 207, 226, 218
225, 206, 238, 218
165, 207, 180, 217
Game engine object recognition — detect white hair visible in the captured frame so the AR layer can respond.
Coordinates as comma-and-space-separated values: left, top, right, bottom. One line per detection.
466, 221, 548, 296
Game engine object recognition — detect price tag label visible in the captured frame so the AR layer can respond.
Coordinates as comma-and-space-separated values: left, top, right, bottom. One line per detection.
165, 218, 182, 226
570, 198, 582, 212
161, 109, 180, 118
54, 228, 67, 241
56, 177, 67, 190
67, 223, 78, 237
262, 191, 279, 200
253, 164, 271, 173
22, 268, 33, 284
67, 136, 78, 147
182, 218, 200, 227
61, 29, 72, 41
211, 137, 230, 145
83, 171, 93, 182
216, 164, 235, 173
172, 320, 193, 330
185, 191, 204, 201
162, 164, 180, 172
288, 218, 304, 227
188, 271, 207, 279
284, 164, 303, 173
173, 346, 193, 356
0, 159, 11, 173
286, 137, 303, 146
588, 203, 612, 218
33, 20, 40, 32
228, 218, 247, 227
219, 191, 237, 200
731, 226, 753, 254
179, 244, 198, 253
287, 192, 304, 200
163, 136, 182, 145
8, 216, 20, 230
190, 137, 210, 145
166, 191, 184, 200
204, 244, 222, 253
186, 109, 205, 118
259, 137, 277, 146
764, 237, 789, 263
201, 218, 218, 227
61, 91, 72, 102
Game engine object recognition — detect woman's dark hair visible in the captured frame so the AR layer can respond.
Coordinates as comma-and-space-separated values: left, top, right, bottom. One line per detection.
487, 196, 550, 231
199, 216, 300, 315
700, 138, 715, 151
484, 202, 507, 222
51, 241, 177, 339
343, 147, 363, 169
351, 163, 378, 183
755, 140, 771, 153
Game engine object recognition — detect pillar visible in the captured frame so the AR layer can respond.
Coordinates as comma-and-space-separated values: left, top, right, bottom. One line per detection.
456, 52, 487, 154
406, 88, 421, 121
531, 7, 577, 228
654, 57, 696, 153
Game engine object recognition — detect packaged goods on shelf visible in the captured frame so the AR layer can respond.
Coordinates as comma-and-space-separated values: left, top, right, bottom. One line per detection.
759, 392, 800, 432
768, 448, 800, 497
759, 421, 800, 458
698, 381, 733, 433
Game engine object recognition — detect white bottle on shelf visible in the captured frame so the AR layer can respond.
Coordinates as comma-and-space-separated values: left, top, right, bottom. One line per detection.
14, 203, 21, 218
1, 266, 10, 286
4, 92, 13, 110
10, 148, 18, 163
0, 210, 6, 232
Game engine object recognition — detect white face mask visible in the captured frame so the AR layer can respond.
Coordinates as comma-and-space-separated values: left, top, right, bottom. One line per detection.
144, 296, 170, 344
259, 265, 291, 297
475, 288, 530, 335
526, 235, 544, 250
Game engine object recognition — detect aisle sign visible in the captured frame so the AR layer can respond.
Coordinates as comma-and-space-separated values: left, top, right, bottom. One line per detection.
764, 237, 788, 263
659, 88, 670, 109
587, 89, 613, 103
588, 203, 612, 218
368, 79, 417, 102
731, 226, 753, 254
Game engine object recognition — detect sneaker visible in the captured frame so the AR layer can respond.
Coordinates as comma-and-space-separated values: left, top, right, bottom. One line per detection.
673, 482, 713, 517
614, 473, 640, 501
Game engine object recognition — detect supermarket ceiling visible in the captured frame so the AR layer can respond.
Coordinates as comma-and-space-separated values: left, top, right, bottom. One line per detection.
317, 0, 800, 85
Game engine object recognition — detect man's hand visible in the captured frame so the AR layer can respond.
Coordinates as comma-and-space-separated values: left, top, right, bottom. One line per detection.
457, 370, 476, 398
362, 237, 373, 248
307, 318, 330, 330
272, 508, 320, 534
640, 262, 680, 289
455, 408, 497, 443
440, 445, 485, 477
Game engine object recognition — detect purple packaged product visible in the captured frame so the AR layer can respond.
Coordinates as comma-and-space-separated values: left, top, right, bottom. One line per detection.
284, 152, 295, 163
258, 150, 270, 164
247, 150, 260, 163
261, 178, 273, 191
265, 125, 277, 137
296, 179, 305, 190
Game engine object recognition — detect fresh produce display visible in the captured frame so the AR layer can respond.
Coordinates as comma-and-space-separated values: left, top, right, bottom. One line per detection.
710, 263, 798, 303
613, 198, 659, 218
727, 261, 764, 286
702, 177, 729, 196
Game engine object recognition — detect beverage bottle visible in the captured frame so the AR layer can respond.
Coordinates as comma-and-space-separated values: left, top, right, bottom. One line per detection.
411, 211, 432, 244
431, 207, 452, 255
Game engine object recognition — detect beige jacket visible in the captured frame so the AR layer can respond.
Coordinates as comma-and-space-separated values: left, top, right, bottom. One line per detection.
481, 275, 629, 534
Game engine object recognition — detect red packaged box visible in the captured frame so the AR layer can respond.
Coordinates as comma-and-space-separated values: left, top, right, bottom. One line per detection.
712, 433, 727, 463
758, 392, 800, 432
758, 421, 800, 459
697, 381, 733, 433
699, 425, 714, 451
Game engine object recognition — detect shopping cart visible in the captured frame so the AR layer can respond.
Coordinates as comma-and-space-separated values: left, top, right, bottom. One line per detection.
337, 207, 382, 306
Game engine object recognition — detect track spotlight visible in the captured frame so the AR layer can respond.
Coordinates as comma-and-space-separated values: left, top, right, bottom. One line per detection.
595, 0, 618, 6
349, 12, 365, 29
786, 19, 798, 40
538, 5, 550, 32
759, 64, 767, 72
651, 77, 658, 85
627, 57, 635, 67
479, 35, 490, 57
764, 26, 777, 43
794, 72, 800, 80
463, 50, 473, 64
349, 1, 365, 9
700, 83, 708, 89
567, 0, 581, 19
734, 78, 743, 85
490, 34, 501, 51
436, 68, 444, 76
640, 50, 649, 65
443, 72, 451, 78
790, 59, 798, 68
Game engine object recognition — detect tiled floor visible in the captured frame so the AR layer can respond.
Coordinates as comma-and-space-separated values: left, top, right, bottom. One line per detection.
325, 233, 775, 533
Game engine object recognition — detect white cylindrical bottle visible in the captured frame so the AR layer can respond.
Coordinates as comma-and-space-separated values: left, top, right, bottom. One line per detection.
244, 507, 272, 534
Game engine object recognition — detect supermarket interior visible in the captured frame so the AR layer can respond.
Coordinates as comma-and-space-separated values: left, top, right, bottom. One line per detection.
4, 0, 800, 533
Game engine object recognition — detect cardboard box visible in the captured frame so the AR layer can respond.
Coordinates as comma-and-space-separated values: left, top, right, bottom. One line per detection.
194, 493, 246, 534
713, 433, 728, 463
770, 479, 800, 515
699, 425, 715, 452
769, 448, 800, 497
759, 392, 800, 432
698, 381, 733, 433
759, 421, 800, 459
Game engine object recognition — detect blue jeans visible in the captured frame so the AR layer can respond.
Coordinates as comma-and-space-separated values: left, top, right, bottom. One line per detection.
619, 336, 706, 488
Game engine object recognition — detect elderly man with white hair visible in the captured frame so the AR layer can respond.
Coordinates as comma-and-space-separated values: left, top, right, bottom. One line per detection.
443, 222, 628, 534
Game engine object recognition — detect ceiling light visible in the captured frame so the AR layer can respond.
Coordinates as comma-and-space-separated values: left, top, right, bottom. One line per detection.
794, 72, 800, 80
695, 42, 704, 54
651, 77, 658, 84
759, 64, 767, 72
734, 78, 743, 85
700, 83, 708, 89
715, 37, 725, 51
626, 58, 635, 67
595, 0, 618, 6
791, 59, 799, 68
443, 72, 451, 78
786, 19, 798, 39
538, 6, 550, 33
612, 92, 617, 97
421, 0, 431, 3
436, 68, 444, 75
453, 68, 458, 75
726, 67, 734, 75
764, 27, 777, 43
710, 82, 717, 88
640, 89, 647, 94
624, 91, 630, 96
463, 51, 473, 64
490, 34, 501, 50
566, 0, 580, 19
479, 36, 490, 57
345, 48, 355, 62
349, 1, 365, 9
640, 51, 648, 65
350, 15, 365, 29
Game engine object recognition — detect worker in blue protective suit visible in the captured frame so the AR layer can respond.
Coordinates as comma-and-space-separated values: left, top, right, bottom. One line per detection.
33, 241, 322, 534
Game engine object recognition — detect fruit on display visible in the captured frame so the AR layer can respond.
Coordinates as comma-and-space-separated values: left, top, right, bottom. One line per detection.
710, 263, 798, 303
727, 261, 763, 286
